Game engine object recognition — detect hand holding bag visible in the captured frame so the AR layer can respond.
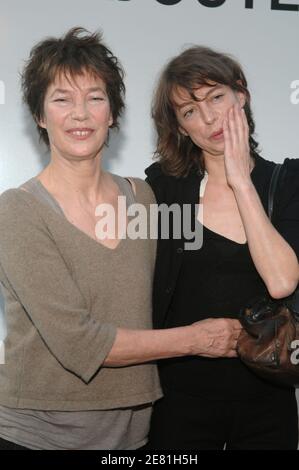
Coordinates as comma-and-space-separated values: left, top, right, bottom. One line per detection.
237, 164, 299, 386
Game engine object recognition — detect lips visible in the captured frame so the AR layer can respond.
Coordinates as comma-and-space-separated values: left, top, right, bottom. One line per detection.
66, 128, 95, 140
210, 129, 223, 139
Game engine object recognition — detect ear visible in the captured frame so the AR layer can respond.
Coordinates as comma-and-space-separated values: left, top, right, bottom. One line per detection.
235, 80, 247, 108
37, 115, 47, 129
108, 110, 113, 128
178, 125, 188, 137
236, 91, 246, 108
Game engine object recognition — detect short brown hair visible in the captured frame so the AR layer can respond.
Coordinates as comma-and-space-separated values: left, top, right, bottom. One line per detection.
152, 46, 259, 177
21, 27, 125, 146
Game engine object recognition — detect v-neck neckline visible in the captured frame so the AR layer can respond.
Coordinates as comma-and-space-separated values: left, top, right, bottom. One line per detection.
21, 175, 133, 252
201, 223, 248, 246
196, 155, 261, 247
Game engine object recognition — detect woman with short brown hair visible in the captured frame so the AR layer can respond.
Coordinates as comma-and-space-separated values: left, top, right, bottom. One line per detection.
0, 30, 240, 450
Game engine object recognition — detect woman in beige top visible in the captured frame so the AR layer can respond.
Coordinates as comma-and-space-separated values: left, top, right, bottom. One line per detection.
0, 27, 241, 450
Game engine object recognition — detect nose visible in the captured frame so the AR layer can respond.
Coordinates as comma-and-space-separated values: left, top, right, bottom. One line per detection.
71, 100, 89, 121
200, 103, 216, 125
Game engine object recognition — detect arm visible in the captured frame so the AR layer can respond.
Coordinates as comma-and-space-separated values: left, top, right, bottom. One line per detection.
104, 317, 242, 366
223, 105, 299, 299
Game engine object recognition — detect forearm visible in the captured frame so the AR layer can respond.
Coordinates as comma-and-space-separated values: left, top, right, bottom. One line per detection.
103, 317, 242, 367
233, 181, 299, 298
103, 326, 193, 366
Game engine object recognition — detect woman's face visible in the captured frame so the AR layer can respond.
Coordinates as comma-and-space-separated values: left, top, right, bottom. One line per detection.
39, 70, 113, 162
172, 82, 246, 159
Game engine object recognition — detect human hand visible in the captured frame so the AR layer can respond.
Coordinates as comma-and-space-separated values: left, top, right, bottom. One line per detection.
190, 317, 242, 358
223, 103, 253, 191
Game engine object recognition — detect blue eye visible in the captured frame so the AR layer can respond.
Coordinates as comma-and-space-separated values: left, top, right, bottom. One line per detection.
184, 109, 194, 118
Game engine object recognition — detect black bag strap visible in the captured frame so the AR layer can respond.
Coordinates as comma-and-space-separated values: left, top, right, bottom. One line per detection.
268, 163, 282, 221
268, 162, 299, 316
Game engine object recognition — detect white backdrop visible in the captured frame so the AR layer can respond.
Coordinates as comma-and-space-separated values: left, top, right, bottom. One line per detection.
0, 0, 299, 426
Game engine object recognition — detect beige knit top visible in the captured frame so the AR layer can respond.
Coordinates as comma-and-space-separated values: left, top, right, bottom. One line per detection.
0, 176, 162, 411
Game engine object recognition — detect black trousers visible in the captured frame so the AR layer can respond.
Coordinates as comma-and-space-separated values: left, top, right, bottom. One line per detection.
0, 437, 29, 450
148, 388, 298, 450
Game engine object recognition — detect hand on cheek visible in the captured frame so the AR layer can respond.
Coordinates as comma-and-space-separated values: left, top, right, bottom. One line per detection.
223, 103, 252, 190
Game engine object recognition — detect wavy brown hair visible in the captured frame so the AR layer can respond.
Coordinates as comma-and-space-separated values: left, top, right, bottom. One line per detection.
21, 27, 125, 146
152, 46, 259, 177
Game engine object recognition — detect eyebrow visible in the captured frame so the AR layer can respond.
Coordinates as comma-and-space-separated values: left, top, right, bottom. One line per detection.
50, 86, 106, 98
175, 84, 223, 109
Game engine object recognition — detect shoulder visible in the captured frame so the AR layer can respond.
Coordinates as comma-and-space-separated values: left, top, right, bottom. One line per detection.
145, 162, 202, 206
144, 162, 165, 181
252, 153, 276, 178
281, 157, 299, 174
251, 154, 295, 205
279, 157, 299, 207
253, 154, 299, 178
127, 177, 157, 205
0, 187, 44, 231
145, 163, 175, 205
145, 162, 182, 203
144, 162, 177, 188
0, 175, 41, 211
0, 188, 26, 215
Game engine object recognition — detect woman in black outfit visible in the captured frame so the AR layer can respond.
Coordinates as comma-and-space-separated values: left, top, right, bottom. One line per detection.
145, 46, 299, 450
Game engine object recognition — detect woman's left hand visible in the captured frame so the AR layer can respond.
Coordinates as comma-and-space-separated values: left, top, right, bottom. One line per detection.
223, 103, 252, 190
